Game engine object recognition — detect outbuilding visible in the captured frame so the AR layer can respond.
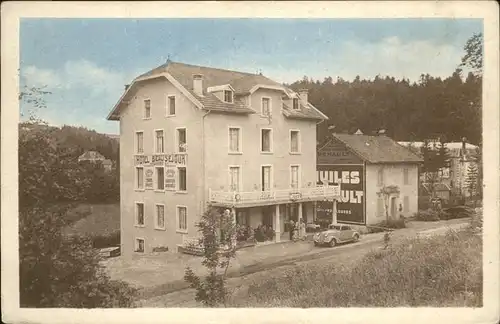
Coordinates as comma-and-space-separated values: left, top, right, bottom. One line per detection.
316, 133, 423, 225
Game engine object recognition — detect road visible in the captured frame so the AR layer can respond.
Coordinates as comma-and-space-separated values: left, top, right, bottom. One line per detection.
138, 220, 469, 307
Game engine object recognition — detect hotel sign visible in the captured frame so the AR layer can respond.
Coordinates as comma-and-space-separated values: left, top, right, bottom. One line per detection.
134, 153, 187, 166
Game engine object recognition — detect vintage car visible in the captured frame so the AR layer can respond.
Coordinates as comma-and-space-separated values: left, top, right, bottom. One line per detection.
313, 224, 360, 247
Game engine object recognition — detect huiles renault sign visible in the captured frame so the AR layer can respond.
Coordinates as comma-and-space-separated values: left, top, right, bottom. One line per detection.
316, 139, 366, 225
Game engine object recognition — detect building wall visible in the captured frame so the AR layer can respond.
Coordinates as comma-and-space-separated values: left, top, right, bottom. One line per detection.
119, 78, 204, 256
119, 81, 320, 255
204, 88, 318, 195
365, 163, 419, 225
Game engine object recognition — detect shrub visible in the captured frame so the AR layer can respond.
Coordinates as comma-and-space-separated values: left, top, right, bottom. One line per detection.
184, 207, 237, 307
92, 231, 120, 249
441, 206, 474, 220
367, 218, 407, 233
414, 209, 441, 221
152, 246, 169, 252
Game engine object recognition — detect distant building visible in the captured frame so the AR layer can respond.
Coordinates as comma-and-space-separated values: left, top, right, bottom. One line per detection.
397, 139, 478, 197
317, 133, 422, 225
421, 183, 451, 204
78, 150, 112, 172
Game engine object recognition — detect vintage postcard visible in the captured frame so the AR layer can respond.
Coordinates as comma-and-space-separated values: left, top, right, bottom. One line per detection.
1, 1, 499, 324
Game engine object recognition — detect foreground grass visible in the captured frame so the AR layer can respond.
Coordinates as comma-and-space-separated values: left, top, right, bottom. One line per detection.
229, 228, 482, 307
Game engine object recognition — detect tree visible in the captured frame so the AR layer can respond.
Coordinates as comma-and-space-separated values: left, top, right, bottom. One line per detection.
18, 84, 135, 307
459, 33, 483, 77
184, 207, 237, 307
473, 143, 483, 199
19, 205, 137, 307
465, 162, 479, 200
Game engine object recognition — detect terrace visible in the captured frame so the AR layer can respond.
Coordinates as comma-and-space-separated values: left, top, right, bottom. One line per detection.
208, 185, 341, 208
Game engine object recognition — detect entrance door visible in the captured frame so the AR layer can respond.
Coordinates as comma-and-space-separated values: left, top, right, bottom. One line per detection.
390, 197, 397, 219
262, 206, 274, 228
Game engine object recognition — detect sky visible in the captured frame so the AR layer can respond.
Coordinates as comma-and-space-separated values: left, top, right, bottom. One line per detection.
19, 18, 483, 134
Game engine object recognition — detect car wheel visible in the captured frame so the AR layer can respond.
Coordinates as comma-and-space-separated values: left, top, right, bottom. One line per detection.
353, 234, 360, 242
328, 239, 336, 247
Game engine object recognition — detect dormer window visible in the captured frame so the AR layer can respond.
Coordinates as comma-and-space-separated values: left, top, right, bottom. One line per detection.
292, 98, 299, 110
224, 90, 233, 103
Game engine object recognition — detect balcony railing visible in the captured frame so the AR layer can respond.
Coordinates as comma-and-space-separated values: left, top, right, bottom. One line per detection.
209, 185, 341, 207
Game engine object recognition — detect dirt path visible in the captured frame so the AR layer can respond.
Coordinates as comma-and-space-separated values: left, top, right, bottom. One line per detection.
138, 220, 469, 307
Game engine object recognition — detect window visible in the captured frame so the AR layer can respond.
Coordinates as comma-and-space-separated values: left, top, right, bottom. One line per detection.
377, 168, 384, 186
167, 96, 176, 116
261, 97, 270, 116
155, 130, 164, 153
290, 130, 300, 153
293, 98, 299, 110
224, 90, 233, 103
403, 196, 409, 213
136, 131, 144, 154
177, 167, 187, 192
261, 128, 272, 153
135, 203, 145, 226
136, 167, 144, 190
156, 166, 165, 190
403, 168, 409, 185
177, 206, 188, 232
228, 127, 241, 153
290, 165, 300, 189
155, 204, 165, 229
177, 128, 187, 153
144, 99, 151, 119
229, 166, 240, 192
261, 165, 272, 191
377, 197, 384, 217
135, 238, 145, 253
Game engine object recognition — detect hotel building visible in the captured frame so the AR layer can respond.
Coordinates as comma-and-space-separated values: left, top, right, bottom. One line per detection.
107, 61, 338, 255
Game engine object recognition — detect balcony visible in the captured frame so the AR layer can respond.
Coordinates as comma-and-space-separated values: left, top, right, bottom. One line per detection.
208, 185, 341, 208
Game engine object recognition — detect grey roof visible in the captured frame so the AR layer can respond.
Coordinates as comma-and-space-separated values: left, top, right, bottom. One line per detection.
282, 101, 326, 120
109, 61, 326, 120
332, 133, 423, 164
78, 151, 105, 161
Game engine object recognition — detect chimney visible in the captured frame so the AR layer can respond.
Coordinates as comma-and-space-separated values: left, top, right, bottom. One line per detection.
193, 74, 203, 95
461, 137, 467, 151
124, 84, 130, 91
298, 89, 309, 103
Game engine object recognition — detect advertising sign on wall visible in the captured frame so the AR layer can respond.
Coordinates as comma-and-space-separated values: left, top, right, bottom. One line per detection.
317, 141, 363, 165
165, 166, 176, 191
144, 167, 154, 190
316, 164, 366, 224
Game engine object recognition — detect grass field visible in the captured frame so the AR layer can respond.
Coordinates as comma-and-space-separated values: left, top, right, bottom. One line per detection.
63, 203, 120, 237
228, 225, 482, 307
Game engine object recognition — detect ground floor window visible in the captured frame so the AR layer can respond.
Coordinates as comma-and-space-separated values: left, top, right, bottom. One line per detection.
377, 196, 385, 217
177, 206, 187, 232
135, 238, 145, 253
155, 204, 165, 230
403, 196, 409, 213
135, 202, 145, 226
